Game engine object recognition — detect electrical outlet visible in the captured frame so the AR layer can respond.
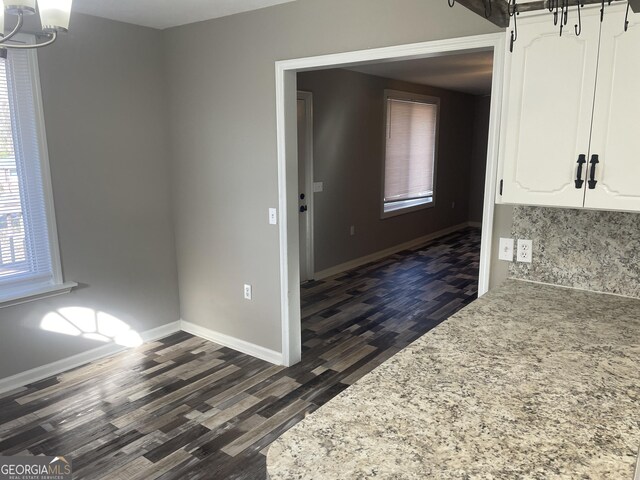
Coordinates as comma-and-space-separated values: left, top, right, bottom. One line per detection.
244, 284, 252, 300
350, 225, 355, 236
517, 239, 533, 263
268, 208, 277, 225
499, 238, 515, 262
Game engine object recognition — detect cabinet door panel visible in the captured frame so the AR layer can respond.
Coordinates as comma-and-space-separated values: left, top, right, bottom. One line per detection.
586, 5, 640, 212
499, 11, 600, 208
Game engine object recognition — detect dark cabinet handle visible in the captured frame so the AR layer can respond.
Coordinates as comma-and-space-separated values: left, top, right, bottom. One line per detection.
588, 154, 599, 190
575, 154, 586, 189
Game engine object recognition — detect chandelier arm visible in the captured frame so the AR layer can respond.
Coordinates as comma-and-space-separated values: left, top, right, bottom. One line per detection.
0, 12, 25, 44
1, 31, 58, 49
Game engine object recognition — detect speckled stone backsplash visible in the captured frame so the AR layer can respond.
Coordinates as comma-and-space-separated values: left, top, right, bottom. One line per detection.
509, 206, 640, 298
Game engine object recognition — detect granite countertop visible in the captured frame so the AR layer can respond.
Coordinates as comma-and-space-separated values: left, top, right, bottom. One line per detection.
267, 280, 640, 479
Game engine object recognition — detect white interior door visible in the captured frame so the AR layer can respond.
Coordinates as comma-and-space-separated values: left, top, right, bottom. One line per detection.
498, 9, 601, 208
585, 4, 640, 212
297, 91, 314, 282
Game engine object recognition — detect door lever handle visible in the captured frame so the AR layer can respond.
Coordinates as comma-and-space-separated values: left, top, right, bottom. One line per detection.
588, 154, 599, 190
575, 154, 586, 189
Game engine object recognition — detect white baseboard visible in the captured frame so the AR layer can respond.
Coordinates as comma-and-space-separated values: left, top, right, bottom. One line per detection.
0, 321, 182, 396
181, 320, 283, 366
0, 319, 284, 395
0, 220, 479, 396
314, 222, 477, 280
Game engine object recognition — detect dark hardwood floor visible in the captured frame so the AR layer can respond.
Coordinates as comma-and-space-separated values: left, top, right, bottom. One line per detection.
0, 228, 480, 479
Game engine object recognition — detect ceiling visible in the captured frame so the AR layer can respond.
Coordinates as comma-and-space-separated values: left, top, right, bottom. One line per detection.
71, 0, 298, 30
346, 51, 494, 96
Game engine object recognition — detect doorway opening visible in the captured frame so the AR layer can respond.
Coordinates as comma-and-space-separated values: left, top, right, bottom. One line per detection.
277, 33, 505, 366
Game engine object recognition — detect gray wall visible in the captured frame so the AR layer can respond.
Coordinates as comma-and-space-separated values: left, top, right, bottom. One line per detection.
164, 0, 500, 353
297, 68, 477, 272
510, 206, 640, 298
468, 95, 491, 223
0, 13, 180, 379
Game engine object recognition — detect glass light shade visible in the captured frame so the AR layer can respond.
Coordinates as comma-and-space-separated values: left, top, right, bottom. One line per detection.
4, 0, 36, 15
38, 0, 72, 32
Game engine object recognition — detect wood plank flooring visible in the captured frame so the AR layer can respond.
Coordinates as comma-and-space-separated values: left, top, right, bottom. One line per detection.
0, 228, 480, 479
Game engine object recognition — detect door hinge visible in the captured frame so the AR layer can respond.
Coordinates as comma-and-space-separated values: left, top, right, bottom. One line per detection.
499, 179, 504, 196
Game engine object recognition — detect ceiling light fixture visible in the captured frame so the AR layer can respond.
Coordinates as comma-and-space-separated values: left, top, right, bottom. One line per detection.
0, 0, 72, 50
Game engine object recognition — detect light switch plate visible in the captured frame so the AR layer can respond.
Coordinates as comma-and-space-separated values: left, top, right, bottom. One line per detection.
499, 238, 514, 262
268, 208, 277, 225
313, 182, 324, 193
517, 239, 533, 263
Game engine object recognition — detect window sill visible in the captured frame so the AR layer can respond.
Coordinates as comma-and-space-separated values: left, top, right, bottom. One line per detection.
0, 281, 78, 309
382, 197, 434, 219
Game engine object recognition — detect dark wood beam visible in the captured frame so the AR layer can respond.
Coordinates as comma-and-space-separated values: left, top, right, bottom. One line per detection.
516, 0, 632, 13
452, 0, 638, 28
451, 0, 511, 28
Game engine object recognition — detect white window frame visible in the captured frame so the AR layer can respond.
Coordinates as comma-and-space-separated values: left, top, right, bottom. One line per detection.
381, 89, 440, 219
0, 36, 75, 308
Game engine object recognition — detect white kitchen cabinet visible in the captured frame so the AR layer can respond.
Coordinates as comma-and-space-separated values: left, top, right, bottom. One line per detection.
585, 6, 640, 211
497, 4, 640, 213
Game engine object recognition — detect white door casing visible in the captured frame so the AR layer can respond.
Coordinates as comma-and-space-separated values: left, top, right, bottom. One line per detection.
296, 91, 314, 282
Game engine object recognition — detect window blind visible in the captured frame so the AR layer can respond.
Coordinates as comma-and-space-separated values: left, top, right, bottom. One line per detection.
0, 49, 54, 291
384, 98, 437, 203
